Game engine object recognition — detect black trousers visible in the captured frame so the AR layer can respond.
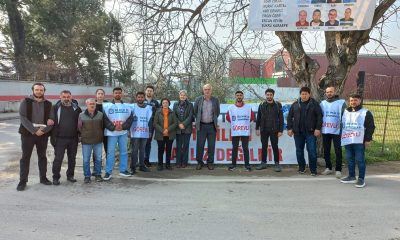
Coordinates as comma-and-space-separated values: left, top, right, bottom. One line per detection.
19, 135, 49, 183
231, 136, 250, 166
157, 137, 174, 166
260, 131, 279, 163
52, 137, 78, 180
322, 133, 342, 171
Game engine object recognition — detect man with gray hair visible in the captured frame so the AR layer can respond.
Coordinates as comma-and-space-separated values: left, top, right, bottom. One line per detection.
78, 98, 104, 183
51, 90, 82, 185
193, 84, 220, 170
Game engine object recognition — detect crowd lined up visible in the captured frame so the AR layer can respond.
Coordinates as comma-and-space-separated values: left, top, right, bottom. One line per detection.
16, 82, 375, 191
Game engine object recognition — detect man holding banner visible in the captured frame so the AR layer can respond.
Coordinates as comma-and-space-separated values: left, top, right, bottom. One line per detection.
226, 91, 254, 171
103, 87, 134, 181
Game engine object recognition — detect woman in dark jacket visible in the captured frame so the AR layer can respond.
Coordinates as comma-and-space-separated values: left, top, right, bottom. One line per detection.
154, 98, 178, 170
173, 90, 194, 168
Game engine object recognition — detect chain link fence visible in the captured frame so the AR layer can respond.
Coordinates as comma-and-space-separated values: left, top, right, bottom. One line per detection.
361, 74, 400, 161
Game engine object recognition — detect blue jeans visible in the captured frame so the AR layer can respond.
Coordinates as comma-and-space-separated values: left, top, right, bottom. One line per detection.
345, 144, 366, 179
176, 133, 191, 166
106, 133, 128, 174
82, 143, 102, 177
294, 133, 317, 173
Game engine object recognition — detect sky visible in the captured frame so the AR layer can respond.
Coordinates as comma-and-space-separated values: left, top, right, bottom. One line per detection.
105, 0, 400, 58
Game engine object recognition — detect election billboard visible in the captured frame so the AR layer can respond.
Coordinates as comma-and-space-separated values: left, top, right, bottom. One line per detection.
248, 0, 376, 31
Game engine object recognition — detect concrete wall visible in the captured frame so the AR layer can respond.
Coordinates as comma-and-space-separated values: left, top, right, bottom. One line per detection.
0, 80, 114, 112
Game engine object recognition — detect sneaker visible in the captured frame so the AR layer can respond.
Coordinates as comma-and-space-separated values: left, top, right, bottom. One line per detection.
103, 173, 112, 181
84, 177, 91, 184
335, 171, 342, 178
340, 176, 357, 184
119, 171, 132, 177
274, 163, 282, 172
139, 166, 150, 172
40, 177, 52, 185
311, 173, 317, 177
355, 178, 366, 188
228, 165, 236, 171
52, 179, 60, 185
256, 163, 267, 170
95, 175, 103, 182
298, 169, 306, 174
165, 165, 172, 170
67, 177, 77, 183
321, 168, 333, 175
144, 161, 152, 167
245, 166, 252, 172
16, 181, 26, 191
130, 169, 137, 175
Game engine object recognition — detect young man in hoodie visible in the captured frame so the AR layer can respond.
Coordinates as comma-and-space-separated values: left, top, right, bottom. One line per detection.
287, 87, 323, 176
255, 88, 284, 172
320, 86, 347, 178
17, 83, 53, 191
226, 91, 255, 171
340, 94, 375, 188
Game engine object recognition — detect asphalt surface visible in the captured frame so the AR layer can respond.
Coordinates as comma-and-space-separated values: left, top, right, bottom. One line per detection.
1, 118, 400, 240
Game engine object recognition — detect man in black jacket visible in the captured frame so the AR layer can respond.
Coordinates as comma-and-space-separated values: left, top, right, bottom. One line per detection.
51, 90, 82, 185
255, 88, 284, 172
17, 83, 53, 191
287, 87, 322, 176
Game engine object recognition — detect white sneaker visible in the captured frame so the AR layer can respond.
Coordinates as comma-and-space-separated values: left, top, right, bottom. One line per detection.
321, 168, 333, 175
335, 171, 342, 178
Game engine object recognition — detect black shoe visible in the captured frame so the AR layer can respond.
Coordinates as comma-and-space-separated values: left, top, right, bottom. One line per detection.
157, 165, 163, 171
53, 179, 60, 185
165, 165, 172, 170
40, 177, 52, 185
207, 163, 214, 170
228, 165, 236, 171
95, 175, 104, 182
130, 169, 137, 175
144, 160, 152, 167
139, 166, 150, 172
256, 163, 267, 170
274, 163, 282, 172
84, 177, 91, 183
16, 181, 26, 191
245, 166, 252, 172
67, 177, 77, 183
196, 162, 204, 170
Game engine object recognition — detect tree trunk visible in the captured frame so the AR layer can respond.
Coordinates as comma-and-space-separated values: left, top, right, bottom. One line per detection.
275, 31, 320, 100
5, 0, 27, 79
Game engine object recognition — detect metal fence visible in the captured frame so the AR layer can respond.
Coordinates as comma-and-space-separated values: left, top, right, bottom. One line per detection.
360, 74, 400, 160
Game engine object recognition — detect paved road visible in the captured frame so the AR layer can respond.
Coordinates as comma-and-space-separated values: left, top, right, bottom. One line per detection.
1, 120, 400, 240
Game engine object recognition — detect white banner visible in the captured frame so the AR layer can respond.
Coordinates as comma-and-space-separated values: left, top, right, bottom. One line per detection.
148, 103, 309, 165
248, 0, 376, 31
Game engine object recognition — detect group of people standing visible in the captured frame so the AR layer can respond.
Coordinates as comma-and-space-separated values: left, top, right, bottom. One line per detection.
16, 82, 375, 191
